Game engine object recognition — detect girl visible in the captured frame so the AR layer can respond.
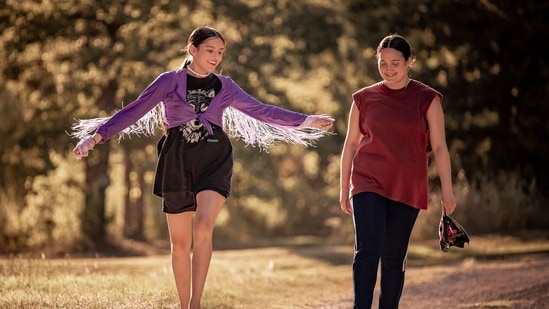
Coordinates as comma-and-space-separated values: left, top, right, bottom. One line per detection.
73, 26, 333, 308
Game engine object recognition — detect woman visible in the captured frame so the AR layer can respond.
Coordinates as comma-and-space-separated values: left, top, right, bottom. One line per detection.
72, 26, 333, 309
339, 34, 457, 308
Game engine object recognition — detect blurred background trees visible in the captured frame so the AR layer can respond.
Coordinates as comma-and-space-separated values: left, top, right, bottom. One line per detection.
1, 0, 547, 254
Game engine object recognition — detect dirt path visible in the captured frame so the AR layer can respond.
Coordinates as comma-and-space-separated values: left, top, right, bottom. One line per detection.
315, 253, 549, 309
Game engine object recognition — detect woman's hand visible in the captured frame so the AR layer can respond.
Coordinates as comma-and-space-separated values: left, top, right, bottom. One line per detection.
441, 191, 457, 215
339, 190, 352, 215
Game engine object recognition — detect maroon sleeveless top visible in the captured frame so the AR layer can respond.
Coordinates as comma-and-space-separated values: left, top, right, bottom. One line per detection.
351, 80, 442, 210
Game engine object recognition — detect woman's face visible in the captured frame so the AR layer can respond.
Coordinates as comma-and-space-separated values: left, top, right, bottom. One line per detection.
189, 37, 225, 74
377, 47, 411, 87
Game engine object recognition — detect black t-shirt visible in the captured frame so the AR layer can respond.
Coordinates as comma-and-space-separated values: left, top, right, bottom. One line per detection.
180, 74, 222, 143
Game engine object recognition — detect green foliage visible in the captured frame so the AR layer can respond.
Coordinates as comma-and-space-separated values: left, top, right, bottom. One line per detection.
1, 0, 548, 253
414, 171, 549, 240
0, 156, 85, 253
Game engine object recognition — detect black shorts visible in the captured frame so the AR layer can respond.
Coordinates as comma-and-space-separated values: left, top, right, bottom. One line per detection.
153, 125, 233, 213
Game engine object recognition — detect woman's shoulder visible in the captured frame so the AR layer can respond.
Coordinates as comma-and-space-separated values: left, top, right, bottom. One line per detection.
408, 79, 443, 104
409, 79, 439, 93
352, 81, 384, 99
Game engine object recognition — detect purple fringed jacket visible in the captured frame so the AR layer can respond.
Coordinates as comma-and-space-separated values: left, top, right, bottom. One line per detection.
94, 68, 308, 145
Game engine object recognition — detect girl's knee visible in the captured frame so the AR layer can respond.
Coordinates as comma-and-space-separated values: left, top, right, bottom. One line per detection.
193, 222, 214, 244
171, 239, 192, 255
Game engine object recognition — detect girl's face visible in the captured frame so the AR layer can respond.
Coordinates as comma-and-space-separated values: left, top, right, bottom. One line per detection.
189, 37, 225, 74
377, 47, 412, 88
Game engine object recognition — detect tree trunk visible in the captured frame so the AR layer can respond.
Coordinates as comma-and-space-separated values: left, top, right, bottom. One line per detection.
123, 146, 145, 240
81, 147, 110, 249
80, 79, 118, 249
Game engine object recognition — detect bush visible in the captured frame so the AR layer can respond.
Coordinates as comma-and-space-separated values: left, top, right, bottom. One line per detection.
413, 170, 548, 240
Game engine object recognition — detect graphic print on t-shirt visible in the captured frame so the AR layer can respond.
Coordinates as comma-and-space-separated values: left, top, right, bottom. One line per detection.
180, 88, 215, 143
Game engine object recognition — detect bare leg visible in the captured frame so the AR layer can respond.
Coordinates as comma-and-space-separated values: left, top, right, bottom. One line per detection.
189, 190, 225, 309
166, 212, 193, 309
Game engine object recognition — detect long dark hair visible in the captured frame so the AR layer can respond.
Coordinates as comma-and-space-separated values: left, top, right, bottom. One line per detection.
179, 26, 226, 69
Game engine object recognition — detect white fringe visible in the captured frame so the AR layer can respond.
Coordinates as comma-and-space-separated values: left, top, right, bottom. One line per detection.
70, 105, 331, 149
222, 107, 331, 150
70, 106, 162, 142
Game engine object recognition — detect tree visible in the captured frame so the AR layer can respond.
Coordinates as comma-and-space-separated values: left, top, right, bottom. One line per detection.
0, 0, 182, 249
2, 0, 548, 252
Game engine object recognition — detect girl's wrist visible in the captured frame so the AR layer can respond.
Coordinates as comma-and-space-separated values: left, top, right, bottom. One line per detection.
92, 134, 102, 145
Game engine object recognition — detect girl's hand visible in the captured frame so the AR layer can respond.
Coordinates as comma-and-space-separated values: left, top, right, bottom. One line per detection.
300, 115, 334, 130
73, 137, 96, 160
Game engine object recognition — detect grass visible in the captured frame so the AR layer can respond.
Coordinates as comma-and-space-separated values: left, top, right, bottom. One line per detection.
0, 256, 176, 308
1, 233, 548, 309
0, 245, 353, 309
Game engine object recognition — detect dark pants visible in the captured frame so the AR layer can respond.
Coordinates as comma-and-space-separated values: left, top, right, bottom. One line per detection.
352, 192, 420, 309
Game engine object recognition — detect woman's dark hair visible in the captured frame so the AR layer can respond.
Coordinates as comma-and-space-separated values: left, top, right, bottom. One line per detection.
376, 34, 413, 61
180, 26, 225, 68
